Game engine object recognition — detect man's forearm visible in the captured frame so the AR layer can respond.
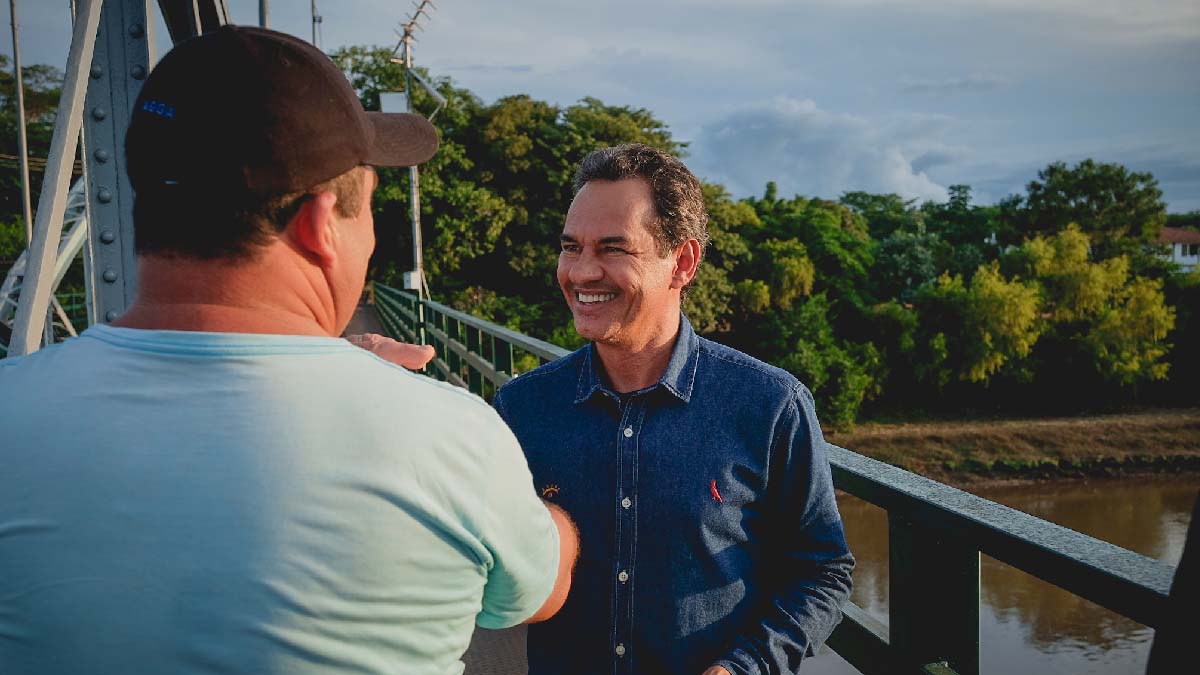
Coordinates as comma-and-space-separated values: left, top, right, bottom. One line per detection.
524, 500, 580, 623
714, 552, 855, 674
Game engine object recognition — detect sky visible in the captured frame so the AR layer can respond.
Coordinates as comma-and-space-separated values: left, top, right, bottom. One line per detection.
6, 0, 1199, 211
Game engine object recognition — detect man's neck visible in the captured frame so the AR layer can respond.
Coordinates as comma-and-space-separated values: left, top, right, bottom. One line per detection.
594, 318, 681, 394
111, 250, 342, 336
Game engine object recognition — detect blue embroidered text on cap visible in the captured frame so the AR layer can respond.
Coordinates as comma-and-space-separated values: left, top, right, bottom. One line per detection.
142, 99, 175, 119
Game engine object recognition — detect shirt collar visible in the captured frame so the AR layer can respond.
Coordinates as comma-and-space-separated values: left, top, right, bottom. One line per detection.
573, 313, 700, 405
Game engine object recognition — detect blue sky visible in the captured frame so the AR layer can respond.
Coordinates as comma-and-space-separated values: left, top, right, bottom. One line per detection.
7, 0, 1199, 211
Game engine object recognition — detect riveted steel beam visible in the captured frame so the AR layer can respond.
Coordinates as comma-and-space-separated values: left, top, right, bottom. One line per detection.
82, 0, 154, 325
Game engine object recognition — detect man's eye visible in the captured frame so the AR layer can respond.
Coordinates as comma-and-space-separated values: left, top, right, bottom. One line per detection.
603, 246, 628, 254
561, 245, 580, 254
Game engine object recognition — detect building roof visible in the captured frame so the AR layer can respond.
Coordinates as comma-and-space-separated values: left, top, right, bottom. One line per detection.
1159, 226, 1200, 245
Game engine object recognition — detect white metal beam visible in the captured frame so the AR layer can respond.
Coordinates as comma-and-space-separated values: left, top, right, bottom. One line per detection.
8, 0, 103, 356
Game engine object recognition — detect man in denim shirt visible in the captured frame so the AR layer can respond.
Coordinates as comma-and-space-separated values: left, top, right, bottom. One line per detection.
493, 144, 854, 675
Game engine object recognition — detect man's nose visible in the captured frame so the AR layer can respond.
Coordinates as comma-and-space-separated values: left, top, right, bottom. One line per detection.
569, 251, 603, 284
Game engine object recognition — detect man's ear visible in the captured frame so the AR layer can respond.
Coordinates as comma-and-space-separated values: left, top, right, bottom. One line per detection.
671, 239, 701, 289
289, 191, 340, 267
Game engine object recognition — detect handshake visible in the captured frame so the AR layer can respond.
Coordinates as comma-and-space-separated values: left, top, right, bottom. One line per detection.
345, 333, 436, 370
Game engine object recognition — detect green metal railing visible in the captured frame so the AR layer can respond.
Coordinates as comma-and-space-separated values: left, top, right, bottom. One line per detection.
56, 290, 89, 334
375, 282, 566, 400
372, 282, 1176, 675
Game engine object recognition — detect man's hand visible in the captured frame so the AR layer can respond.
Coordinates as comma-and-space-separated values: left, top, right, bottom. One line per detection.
346, 333, 435, 370
702, 667, 731, 675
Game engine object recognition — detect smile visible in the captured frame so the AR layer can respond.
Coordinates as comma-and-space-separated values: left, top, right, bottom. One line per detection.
576, 291, 616, 305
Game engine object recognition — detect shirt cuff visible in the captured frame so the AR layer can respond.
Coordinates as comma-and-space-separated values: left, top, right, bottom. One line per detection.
712, 656, 759, 675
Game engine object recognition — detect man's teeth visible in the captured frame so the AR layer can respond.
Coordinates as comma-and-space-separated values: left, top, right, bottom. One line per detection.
577, 292, 616, 304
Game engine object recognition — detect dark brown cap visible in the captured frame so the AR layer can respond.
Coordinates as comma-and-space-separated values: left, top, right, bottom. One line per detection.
125, 25, 438, 196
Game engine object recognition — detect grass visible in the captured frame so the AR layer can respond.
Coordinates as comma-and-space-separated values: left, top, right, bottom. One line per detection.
826, 408, 1200, 482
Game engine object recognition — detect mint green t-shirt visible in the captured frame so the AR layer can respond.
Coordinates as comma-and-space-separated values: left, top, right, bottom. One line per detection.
0, 325, 558, 675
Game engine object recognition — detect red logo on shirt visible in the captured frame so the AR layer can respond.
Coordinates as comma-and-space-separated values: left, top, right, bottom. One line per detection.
710, 480, 723, 503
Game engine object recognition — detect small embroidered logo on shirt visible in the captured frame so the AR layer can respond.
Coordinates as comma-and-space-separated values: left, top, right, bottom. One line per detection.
710, 480, 723, 503
541, 484, 561, 499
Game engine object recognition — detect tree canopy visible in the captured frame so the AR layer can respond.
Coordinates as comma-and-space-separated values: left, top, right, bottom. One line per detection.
1, 48, 1192, 427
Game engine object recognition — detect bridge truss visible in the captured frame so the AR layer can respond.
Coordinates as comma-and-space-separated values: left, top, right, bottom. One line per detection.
2, 0, 231, 357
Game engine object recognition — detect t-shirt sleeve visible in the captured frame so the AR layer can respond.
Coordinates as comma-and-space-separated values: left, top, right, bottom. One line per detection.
475, 417, 560, 629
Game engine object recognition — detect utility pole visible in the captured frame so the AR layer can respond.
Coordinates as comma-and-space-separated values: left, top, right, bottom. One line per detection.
392, 0, 441, 301
259, 0, 268, 28
310, 0, 321, 48
9, 0, 33, 244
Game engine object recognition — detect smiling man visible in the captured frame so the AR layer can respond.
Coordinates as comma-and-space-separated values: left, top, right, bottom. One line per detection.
493, 144, 855, 675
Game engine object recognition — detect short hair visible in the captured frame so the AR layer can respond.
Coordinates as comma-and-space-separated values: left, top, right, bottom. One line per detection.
132, 166, 370, 260
572, 144, 710, 270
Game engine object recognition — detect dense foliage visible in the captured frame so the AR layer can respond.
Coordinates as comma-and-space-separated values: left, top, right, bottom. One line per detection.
2, 48, 1196, 427
330, 46, 1197, 428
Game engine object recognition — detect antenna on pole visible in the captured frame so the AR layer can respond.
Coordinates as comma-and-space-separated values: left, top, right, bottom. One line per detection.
383, 0, 441, 304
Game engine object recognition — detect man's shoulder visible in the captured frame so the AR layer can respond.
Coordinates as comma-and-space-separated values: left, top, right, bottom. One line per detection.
495, 346, 586, 401
0, 337, 82, 381
695, 337, 802, 398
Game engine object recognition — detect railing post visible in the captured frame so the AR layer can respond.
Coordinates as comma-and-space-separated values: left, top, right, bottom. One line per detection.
492, 335, 513, 379
889, 513, 980, 675
416, 295, 426, 347
447, 316, 462, 382
431, 307, 446, 382
466, 324, 482, 395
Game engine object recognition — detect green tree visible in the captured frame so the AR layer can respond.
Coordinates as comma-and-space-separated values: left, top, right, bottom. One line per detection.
840, 191, 921, 239
909, 266, 1041, 387
872, 229, 941, 301
1007, 226, 1176, 389
1010, 159, 1167, 263
0, 56, 64, 225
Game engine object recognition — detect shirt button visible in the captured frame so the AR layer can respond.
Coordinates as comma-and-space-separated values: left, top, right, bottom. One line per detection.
615, 644, 626, 657
623, 427, 633, 438
618, 570, 629, 583
621, 497, 632, 509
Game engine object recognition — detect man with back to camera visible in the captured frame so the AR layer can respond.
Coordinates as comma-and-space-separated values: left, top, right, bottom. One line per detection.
0, 26, 577, 675
492, 144, 855, 675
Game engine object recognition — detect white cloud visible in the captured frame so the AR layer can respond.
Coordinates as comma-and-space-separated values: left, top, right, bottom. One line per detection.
692, 98, 953, 203
900, 73, 1011, 95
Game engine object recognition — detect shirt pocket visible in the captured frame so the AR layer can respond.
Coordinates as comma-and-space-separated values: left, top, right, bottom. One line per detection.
697, 463, 764, 547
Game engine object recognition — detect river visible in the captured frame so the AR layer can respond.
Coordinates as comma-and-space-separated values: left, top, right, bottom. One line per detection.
805, 475, 1198, 675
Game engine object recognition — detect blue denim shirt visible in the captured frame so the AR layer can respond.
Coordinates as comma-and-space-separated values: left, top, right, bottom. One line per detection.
493, 315, 854, 675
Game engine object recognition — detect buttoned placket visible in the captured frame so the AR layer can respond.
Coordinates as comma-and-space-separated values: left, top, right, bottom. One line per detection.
611, 394, 644, 675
